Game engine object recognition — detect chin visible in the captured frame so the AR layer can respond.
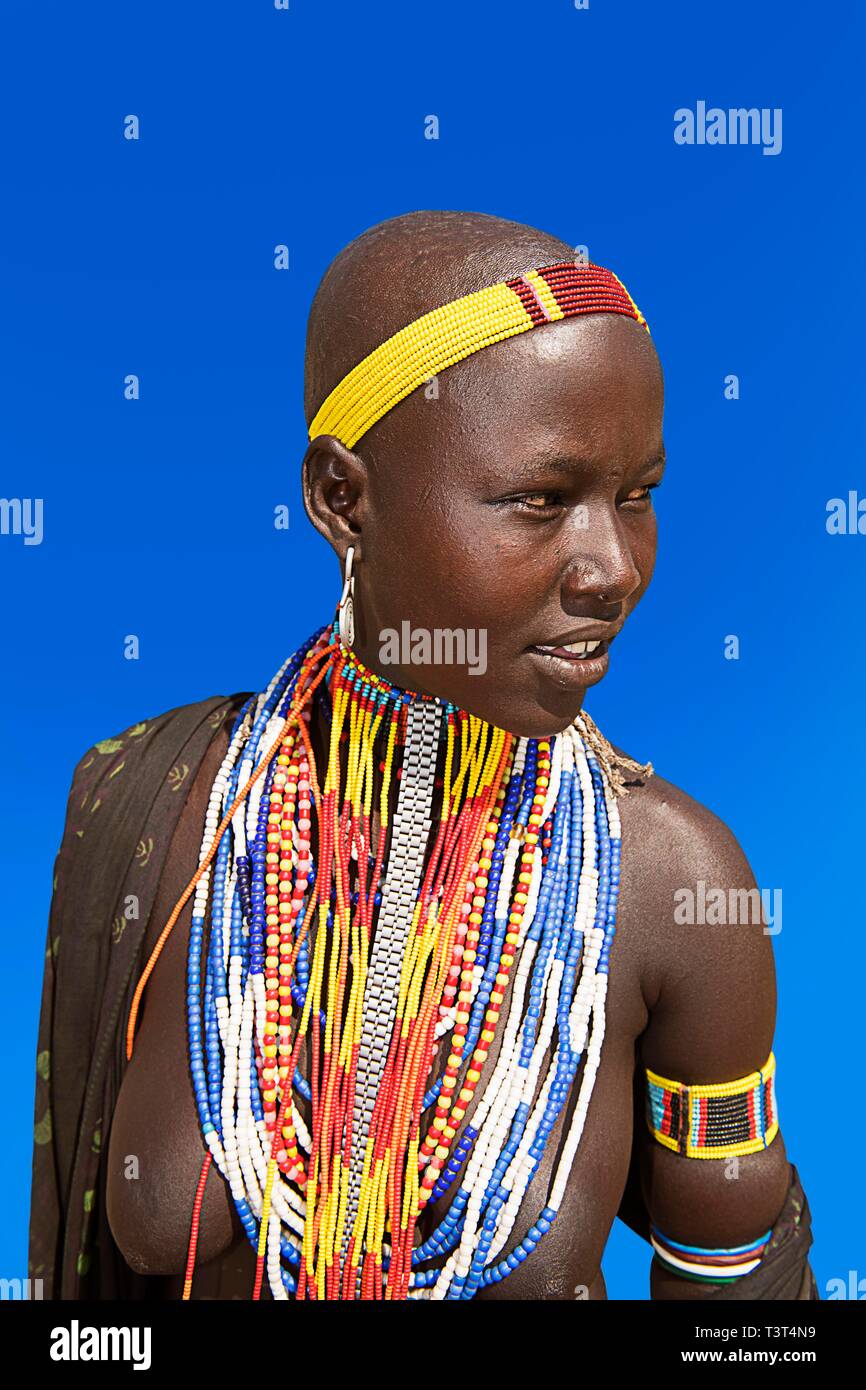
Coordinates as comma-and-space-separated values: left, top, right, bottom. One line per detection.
470, 693, 587, 742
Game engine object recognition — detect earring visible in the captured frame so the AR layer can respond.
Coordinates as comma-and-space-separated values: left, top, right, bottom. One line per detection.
338, 545, 356, 648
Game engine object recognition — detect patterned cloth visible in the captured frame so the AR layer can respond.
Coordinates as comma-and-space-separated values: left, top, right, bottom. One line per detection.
27, 691, 249, 1298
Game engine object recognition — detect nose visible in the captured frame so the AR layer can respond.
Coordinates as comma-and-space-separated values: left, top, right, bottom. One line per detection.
560, 507, 642, 608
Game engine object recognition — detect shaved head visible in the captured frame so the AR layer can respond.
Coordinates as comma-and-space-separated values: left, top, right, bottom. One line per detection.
304, 209, 578, 432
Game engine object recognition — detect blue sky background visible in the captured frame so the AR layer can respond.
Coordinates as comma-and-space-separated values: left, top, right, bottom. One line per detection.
1, 0, 863, 1297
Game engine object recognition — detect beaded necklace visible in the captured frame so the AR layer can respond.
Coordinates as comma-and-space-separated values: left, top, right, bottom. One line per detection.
148, 614, 623, 1299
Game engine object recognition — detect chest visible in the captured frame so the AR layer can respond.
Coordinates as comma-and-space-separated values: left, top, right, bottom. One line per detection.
107, 780, 653, 1298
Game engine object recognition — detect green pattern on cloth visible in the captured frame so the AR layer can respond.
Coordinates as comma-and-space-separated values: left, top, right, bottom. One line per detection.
27, 694, 245, 1297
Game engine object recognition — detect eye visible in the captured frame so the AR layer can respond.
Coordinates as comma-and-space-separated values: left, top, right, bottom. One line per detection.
620, 482, 661, 510
507, 491, 566, 515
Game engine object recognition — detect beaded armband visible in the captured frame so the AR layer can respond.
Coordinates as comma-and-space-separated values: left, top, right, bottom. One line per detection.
650, 1224, 772, 1283
644, 1052, 778, 1159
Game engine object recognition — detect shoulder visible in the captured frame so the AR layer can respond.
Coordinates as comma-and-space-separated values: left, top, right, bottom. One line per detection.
54, 692, 252, 873
68, 692, 251, 795
610, 752, 777, 1069
612, 753, 749, 881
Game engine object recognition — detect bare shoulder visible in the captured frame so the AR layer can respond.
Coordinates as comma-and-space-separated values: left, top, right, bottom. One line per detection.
611, 750, 748, 869
608, 750, 778, 1073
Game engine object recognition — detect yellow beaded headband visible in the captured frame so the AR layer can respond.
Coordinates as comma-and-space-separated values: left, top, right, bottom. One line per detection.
308, 259, 650, 449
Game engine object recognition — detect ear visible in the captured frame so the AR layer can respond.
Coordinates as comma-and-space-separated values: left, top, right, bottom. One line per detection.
301, 434, 368, 564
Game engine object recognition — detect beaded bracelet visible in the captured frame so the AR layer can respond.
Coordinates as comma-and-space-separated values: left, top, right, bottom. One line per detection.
650, 1224, 772, 1283
644, 1052, 778, 1159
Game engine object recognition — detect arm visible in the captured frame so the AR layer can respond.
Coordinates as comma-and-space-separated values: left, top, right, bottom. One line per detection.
633, 795, 802, 1299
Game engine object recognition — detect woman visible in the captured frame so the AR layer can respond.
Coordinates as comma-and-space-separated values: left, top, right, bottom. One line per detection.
28, 210, 817, 1300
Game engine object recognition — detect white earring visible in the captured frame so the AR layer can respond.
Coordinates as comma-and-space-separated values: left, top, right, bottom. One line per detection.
338, 545, 356, 648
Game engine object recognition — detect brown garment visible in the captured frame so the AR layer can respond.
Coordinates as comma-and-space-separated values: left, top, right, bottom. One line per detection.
28, 691, 819, 1300
28, 691, 250, 1298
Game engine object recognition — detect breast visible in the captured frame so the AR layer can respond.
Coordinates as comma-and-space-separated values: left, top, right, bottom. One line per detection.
107, 889, 641, 1297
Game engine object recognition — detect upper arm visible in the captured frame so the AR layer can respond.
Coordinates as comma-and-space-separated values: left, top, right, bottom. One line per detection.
632, 787, 791, 1296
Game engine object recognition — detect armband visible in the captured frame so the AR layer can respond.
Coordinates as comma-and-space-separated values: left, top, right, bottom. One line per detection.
644, 1051, 778, 1158
649, 1224, 772, 1283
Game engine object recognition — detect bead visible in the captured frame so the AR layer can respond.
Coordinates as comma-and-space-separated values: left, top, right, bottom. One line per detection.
309, 260, 649, 449
157, 613, 625, 1300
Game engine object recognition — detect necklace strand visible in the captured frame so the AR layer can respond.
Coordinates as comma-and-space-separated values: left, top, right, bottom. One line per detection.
179, 614, 622, 1298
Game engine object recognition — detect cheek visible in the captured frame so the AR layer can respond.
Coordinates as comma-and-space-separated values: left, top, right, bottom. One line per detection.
449, 514, 559, 608
386, 492, 495, 583
366, 500, 497, 620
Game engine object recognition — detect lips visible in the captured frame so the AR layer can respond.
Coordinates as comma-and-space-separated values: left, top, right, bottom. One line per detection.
525, 628, 618, 689
525, 642, 610, 689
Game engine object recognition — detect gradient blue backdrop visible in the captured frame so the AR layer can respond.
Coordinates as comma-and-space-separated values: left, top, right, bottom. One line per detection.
2, 0, 863, 1298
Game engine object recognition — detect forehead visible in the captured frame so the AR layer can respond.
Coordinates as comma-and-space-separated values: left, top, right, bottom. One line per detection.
368, 313, 664, 477
472, 314, 662, 445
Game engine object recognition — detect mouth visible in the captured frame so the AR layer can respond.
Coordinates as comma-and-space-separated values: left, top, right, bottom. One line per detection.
525, 636, 613, 688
